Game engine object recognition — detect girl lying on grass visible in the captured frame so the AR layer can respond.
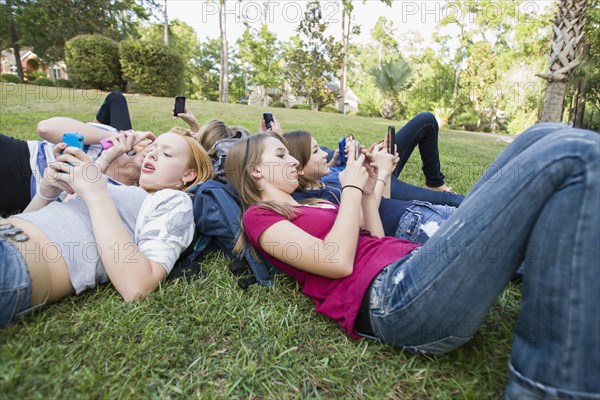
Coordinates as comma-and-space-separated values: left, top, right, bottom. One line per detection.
264, 113, 464, 207
0, 130, 212, 328
0, 91, 154, 217
225, 124, 599, 399
283, 129, 456, 243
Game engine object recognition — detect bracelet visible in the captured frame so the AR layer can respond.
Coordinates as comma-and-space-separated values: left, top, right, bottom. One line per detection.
96, 158, 110, 168
342, 185, 364, 194
37, 190, 59, 202
376, 178, 387, 186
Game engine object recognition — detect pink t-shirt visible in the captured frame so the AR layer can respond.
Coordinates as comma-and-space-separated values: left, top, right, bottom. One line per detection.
244, 204, 420, 339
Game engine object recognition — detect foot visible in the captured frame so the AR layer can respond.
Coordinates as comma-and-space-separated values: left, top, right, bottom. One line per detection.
426, 184, 456, 194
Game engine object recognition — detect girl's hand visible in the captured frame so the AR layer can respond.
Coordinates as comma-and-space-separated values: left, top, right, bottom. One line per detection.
260, 115, 283, 135
174, 105, 200, 133
338, 139, 368, 190
53, 147, 107, 201
371, 142, 396, 178
38, 143, 74, 198
101, 131, 155, 164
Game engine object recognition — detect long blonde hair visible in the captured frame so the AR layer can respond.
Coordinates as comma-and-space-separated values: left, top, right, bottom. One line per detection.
225, 132, 300, 255
170, 128, 213, 190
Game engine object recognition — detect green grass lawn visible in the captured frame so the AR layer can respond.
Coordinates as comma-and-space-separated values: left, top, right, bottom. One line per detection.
0, 83, 518, 399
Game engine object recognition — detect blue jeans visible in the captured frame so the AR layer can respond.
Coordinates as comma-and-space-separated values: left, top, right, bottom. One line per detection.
394, 201, 456, 244
364, 124, 600, 399
0, 237, 34, 328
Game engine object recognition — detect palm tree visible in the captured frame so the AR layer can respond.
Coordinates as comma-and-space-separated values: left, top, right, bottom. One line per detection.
368, 58, 411, 119
538, 0, 589, 122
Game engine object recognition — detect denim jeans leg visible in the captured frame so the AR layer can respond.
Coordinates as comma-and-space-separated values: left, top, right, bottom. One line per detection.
390, 179, 464, 207
394, 201, 456, 244
369, 128, 599, 398
0, 237, 33, 328
95, 91, 133, 131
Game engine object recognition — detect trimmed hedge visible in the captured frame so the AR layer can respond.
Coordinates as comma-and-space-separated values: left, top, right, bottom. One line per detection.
119, 40, 183, 97
34, 77, 54, 86
269, 101, 286, 108
1, 73, 21, 83
291, 104, 311, 110
55, 79, 73, 88
65, 35, 122, 90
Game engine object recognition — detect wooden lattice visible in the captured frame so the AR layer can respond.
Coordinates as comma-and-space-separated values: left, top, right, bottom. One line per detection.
538, 0, 589, 82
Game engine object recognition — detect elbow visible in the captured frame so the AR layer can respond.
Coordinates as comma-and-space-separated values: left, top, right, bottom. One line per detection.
37, 119, 51, 140
118, 286, 148, 302
330, 261, 354, 279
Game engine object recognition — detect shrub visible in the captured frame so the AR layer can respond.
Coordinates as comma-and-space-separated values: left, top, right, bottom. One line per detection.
291, 104, 311, 110
321, 105, 341, 113
119, 40, 183, 97
65, 35, 122, 90
451, 111, 479, 131
34, 77, 54, 86
25, 70, 46, 82
1, 73, 21, 83
269, 101, 286, 108
355, 111, 371, 117
55, 79, 73, 88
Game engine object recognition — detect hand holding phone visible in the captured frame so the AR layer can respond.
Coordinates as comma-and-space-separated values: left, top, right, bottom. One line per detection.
62, 132, 85, 151
387, 126, 395, 154
263, 112, 274, 130
173, 96, 186, 116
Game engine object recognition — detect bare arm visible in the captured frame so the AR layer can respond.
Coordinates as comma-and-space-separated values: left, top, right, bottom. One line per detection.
37, 117, 113, 144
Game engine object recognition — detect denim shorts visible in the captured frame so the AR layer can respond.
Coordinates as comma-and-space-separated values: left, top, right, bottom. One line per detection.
394, 201, 456, 244
0, 236, 34, 328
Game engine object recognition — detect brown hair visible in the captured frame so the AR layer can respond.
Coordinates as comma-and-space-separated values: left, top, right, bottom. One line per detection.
197, 119, 232, 151
225, 132, 301, 255
282, 130, 316, 190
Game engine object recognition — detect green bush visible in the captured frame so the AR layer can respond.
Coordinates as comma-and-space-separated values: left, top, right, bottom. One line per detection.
291, 104, 311, 110
55, 79, 73, 88
34, 77, 54, 86
25, 70, 46, 82
119, 40, 183, 97
65, 35, 122, 90
451, 111, 479, 131
1, 73, 21, 83
355, 110, 371, 117
269, 101, 286, 108
321, 105, 341, 113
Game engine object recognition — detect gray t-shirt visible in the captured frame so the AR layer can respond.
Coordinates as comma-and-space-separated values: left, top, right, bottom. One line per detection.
15, 185, 194, 294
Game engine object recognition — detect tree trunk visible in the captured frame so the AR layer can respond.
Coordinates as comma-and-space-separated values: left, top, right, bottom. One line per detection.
219, 0, 229, 103
163, 0, 169, 46
575, 78, 587, 128
538, 0, 589, 122
541, 81, 568, 122
337, 7, 348, 113
7, 0, 24, 82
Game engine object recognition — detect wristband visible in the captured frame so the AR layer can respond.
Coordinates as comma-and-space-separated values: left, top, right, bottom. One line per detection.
342, 185, 364, 194
37, 190, 59, 202
96, 158, 111, 168
376, 178, 387, 186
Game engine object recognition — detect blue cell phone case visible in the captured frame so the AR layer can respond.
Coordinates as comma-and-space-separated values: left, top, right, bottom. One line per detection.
62, 132, 85, 151
338, 136, 346, 165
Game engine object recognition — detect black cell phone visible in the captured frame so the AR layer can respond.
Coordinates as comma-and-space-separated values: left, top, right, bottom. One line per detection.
263, 112, 274, 129
173, 96, 186, 116
387, 126, 395, 154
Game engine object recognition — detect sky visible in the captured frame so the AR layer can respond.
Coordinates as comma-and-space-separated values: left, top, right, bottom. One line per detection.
164, 0, 554, 55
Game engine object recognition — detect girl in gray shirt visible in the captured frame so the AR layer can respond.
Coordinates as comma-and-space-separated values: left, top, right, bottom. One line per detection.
1, 130, 212, 327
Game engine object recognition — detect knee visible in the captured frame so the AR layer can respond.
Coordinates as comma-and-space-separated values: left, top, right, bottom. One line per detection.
417, 112, 439, 131
106, 91, 125, 102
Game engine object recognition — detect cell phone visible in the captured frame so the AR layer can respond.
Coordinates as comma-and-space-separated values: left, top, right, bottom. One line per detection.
263, 112, 274, 129
62, 132, 84, 151
173, 95, 186, 116
99, 138, 112, 150
355, 141, 361, 159
387, 126, 395, 154
338, 136, 346, 165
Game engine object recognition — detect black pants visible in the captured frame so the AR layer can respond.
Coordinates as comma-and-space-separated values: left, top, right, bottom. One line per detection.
95, 91, 133, 131
0, 134, 33, 217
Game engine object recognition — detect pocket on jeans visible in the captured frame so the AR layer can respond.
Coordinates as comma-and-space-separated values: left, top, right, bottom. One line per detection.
404, 335, 471, 355
395, 211, 421, 242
